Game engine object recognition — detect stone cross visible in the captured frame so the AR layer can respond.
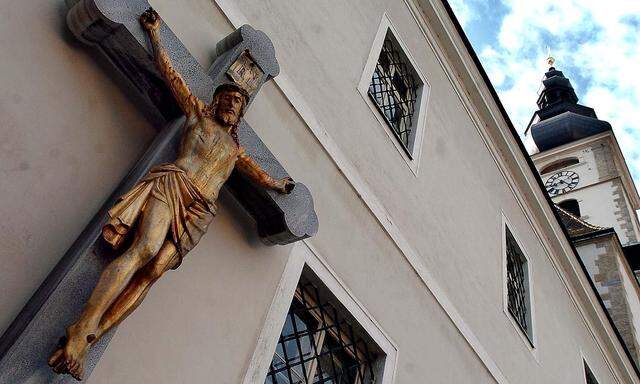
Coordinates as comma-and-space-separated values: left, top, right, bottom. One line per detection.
0, 0, 317, 382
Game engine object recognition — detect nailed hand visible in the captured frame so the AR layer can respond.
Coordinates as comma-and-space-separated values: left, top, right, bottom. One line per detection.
277, 177, 295, 194
140, 7, 161, 31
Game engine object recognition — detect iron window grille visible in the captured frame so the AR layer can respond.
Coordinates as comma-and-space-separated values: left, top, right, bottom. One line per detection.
368, 33, 420, 156
265, 278, 378, 383
584, 362, 599, 384
506, 227, 532, 342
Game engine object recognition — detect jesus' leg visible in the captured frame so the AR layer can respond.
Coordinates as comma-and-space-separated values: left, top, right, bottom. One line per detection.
48, 197, 172, 380
94, 240, 179, 340
53, 241, 180, 380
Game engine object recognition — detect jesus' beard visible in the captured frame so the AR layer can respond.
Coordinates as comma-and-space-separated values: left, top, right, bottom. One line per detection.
214, 110, 239, 128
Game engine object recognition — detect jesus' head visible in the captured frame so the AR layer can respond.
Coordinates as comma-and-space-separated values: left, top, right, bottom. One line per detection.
211, 83, 250, 127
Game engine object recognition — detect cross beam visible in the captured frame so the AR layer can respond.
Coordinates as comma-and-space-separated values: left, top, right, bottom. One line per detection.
67, 0, 318, 244
0, 0, 317, 382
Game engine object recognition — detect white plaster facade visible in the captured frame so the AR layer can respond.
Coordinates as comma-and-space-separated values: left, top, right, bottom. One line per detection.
1, 0, 639, 383
531, 132, 640, 245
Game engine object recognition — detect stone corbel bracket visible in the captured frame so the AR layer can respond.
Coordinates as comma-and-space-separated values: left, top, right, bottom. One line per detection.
66, 0, 318, 244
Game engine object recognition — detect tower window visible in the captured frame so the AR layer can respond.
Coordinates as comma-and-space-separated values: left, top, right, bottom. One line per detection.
265, 273, 381, 383
584, 361, 599, 384
368, 30, 423, 157
505, 226, 533, 344
558, 199, 581, 217
540, 157, 579, 174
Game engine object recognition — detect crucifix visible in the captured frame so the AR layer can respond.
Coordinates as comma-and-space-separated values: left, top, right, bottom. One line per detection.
0, 1, 317, 382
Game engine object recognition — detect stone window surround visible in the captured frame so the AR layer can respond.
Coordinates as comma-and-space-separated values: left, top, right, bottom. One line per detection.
502, 214, 538, 356
242, 242, 397, 384
357, 13, 430, 177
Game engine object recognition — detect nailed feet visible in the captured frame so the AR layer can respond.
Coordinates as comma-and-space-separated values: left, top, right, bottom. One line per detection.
48, 323, 96, 381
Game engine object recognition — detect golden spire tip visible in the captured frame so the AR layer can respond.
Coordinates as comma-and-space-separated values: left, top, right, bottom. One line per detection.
546, 46, 555, 67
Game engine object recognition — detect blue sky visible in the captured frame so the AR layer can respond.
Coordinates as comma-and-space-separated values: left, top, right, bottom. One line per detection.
449, 0, 640, 186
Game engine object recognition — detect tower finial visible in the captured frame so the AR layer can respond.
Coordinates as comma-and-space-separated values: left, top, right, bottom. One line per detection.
546, 46, 555, 68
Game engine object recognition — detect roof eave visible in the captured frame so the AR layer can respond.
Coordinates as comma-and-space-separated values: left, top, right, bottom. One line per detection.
431, 0, 640, 378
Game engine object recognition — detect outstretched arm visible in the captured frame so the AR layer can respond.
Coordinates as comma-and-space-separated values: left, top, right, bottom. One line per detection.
140, 8, 205, 116
236, 148, 295, 194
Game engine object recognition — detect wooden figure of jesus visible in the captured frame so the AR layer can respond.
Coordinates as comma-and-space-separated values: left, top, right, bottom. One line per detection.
48, 8, 295, 380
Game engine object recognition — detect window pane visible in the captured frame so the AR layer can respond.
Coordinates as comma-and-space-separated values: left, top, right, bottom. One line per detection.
368, 32, 420, 154
313, 336, 361, 384
558, 199, 581, 217
265, 279, 378, 384
584, 362, 599, 384
540, 158, 579, 174
506, 227, 531, 341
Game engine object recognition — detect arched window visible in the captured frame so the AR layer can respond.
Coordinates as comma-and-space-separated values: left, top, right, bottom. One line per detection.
540, 158, 579, 174
558, 199, 581, 217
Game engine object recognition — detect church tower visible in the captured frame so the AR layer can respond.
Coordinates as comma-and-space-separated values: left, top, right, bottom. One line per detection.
525, 59, 640, 365
525, 60, 640, 246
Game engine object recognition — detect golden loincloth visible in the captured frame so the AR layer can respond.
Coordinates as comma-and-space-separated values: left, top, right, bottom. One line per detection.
102, 163, 216, 269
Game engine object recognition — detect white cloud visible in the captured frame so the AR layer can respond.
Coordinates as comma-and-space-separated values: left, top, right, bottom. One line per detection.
449, 0, 475, 27
475, 0, 640, 181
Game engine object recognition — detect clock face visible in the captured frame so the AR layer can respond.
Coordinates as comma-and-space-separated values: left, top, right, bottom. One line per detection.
545, 171, 579, 196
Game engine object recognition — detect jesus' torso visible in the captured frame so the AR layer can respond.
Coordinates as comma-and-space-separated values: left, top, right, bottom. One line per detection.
174, 114, 240, 203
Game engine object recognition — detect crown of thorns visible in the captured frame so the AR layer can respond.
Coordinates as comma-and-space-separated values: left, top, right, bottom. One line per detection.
213, 83, 251, 101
